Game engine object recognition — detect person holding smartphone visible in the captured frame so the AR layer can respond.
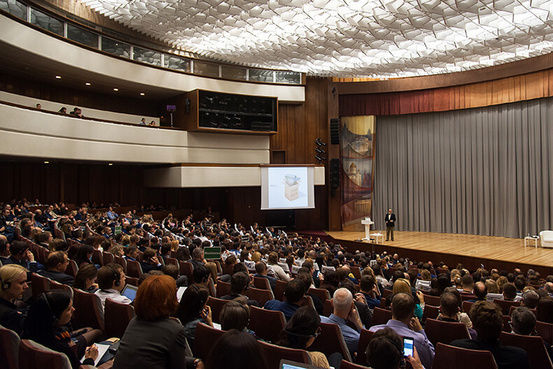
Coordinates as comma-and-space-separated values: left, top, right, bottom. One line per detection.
365, 327, 424, 369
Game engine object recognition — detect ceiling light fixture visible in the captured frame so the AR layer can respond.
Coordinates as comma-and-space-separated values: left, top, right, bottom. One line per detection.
113, 88, 119, 91
55, 75, 61, 79
140, 92, 145, 96
85, 82, 91, 86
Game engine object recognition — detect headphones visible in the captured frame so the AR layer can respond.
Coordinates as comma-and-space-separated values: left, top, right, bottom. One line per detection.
383, 337, 406, 368
107, 265, 121, 287
0, 277, 11, 290
42, 292, 58, 323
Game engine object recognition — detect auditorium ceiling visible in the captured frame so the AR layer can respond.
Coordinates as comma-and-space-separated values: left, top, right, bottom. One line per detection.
79, 0, 553, 78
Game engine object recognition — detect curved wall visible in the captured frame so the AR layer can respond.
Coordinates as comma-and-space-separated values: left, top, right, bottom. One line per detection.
0, 103, 269, 164
0, 14, 305, 103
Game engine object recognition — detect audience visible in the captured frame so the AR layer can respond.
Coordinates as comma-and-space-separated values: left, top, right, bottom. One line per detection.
451, 301, 529, 369
39, 251, 74, 286
94, 263, 130, 310
264, 278, 305, 320
175, 284, 212, 347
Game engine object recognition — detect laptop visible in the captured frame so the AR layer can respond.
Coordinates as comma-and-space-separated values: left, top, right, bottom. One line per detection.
121, 284, 138, 301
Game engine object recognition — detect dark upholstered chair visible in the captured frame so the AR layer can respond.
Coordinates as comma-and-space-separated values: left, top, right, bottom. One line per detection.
0, 324, 20, 369
19, 339, 72, 369
71, 288, 105, 331
499, 331, 553, 369
249, 305, 285, 343
308, 287, 331, 303
104, 298, 135, 338
206, 296, 230, 324
370, 307, 392, 326
310, 321, 352, 362
432, 342, 498, 369
259, 340, 312, 369
424, 318, 470, 347
193, 322, 226, 361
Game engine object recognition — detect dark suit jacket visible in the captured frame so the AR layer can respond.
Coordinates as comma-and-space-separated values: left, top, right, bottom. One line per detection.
39, 270, 75, 286
385, 213, 396, 227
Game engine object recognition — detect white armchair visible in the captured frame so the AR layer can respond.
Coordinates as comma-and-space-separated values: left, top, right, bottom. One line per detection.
540, 230, 553, 248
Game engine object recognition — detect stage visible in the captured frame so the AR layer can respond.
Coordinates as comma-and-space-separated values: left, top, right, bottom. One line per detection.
325, 231, 553, 275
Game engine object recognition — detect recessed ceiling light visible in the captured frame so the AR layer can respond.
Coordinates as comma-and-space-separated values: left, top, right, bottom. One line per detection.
44, 161, 49, 164
55, 76, 61, 79
85, 82, 91, 86
140, 92, 145, 96
108, 163, 113, 166
113, 88, 119, 91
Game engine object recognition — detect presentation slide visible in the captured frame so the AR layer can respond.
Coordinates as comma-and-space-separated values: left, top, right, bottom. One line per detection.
261, 166, 315, 210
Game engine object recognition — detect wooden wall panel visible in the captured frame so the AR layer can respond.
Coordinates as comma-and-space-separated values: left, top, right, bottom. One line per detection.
339, 68, 553, 116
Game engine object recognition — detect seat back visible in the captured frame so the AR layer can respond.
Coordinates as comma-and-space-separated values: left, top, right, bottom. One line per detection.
221, 263, 234, 275
493, 299, 521, 315
71, 288, 105, 331
30, 273, 50, 297
259, 340, 312, 369
323, 299, 333, 316
424, 318, 470, 347
114, 256, 127, 273
371, 307, 392, 326
193, 322, 226, 361
421, 304, 440, 323
102, 252, 114, 266
245, 287, 275, 306
499, 331, 553, 369
350, 266, 362, 280
0, 325, 20, 369
308, 287, 331, 303
432, 342, 498, 369
49, 280, 73, 295
92, 249, 103, 266
206, 296, 230, 324
178, 261, 194, 281
462, 300, 474, 314
356, 329, 373, 365
253, 276, 271, 290
424, 294, 441, 306
249, 305, 285, 343
126, 259, 143, 279
341, 359, 368, 369
310, 321, 352, 362
165, 257, 178, 267
19, 339, 72, 369
65, 259, 78, 278
274, 280, 288, 301
216, 280, 231, 298
382, 289, 393, 298
536, 321, 553, 347
104, 298, 135, 338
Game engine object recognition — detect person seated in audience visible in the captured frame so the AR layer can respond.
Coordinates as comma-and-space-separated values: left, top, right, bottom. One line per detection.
70, 107, 83, 118
3, 240, 40, 272
140, 247, 162, 273
451, 301, 529, 369
139, 118, 146, 125
205, 329, 266, 369
94, 263, 130, 310
219, 298, 253, 335
124, 245, 139, 262
113, 275, 203, 369
392, 278, 424, 320
460, 274, 475, 294
23, 290, 101, 369
437, 291, 477, 339
485, 278, 500, 294
58, 107, 67, 114
221, 271, 259, 306
503, 283, 518, 301
175, 284, 212, 347
0, 235, 11, 264
369, 292, 435, 369
536, 296, 553, 323
321, 287, 365, 356
0, 264, 28, 335
254, 261, 277, 291
296, 270, 324, 315
360, 274, 381, 309
320, 270, 340, 297
73, 263, 98, 293
267, 252, 290, 281
190, 247, 207, 270
470, 281, 487, 301
149, 120, 156, 126
264, 279, 305, 320
73, 244, 95, 268
521, 290, 540, 309
510, 307, 537, 336
365, 327, 424, 369
39, 251, 74, 286
278, 306, 332, 368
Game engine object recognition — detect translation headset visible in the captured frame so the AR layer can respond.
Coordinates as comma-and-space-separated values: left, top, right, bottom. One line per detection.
106, 265, 121, 287
42, 292, 59, 323
0, 277, 11, 290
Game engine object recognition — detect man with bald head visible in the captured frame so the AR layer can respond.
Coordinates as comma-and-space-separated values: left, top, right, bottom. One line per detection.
369, 292, 435, 369
320, 287, 365, 355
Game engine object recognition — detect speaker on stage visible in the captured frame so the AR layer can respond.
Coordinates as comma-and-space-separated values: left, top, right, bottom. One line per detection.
330, 159, 340, 189
330, 118, 340, 145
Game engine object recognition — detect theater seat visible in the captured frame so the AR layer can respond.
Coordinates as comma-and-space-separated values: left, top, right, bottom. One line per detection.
499, 331, 553, 369
193, 322, 225, 361
432, 342, 498, 369
0, 325, 20, 369
259, 340, 312, 369
249, 305, 285, 343
19, 339, 72, 369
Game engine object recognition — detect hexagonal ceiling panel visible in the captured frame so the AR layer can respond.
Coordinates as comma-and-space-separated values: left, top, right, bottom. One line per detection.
80, 0, 553, 78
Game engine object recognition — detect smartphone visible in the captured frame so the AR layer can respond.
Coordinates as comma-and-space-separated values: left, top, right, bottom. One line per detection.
403, 337, 414, 357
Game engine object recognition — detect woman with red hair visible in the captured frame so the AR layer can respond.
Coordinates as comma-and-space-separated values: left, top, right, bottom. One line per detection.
113, 275, 204, 369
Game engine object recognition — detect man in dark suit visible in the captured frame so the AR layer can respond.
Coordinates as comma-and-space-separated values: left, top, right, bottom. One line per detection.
39, 251, 74, 286
385, 209, 396, 241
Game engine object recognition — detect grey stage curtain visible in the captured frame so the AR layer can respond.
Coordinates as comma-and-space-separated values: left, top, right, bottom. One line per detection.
373, 97, 553, 238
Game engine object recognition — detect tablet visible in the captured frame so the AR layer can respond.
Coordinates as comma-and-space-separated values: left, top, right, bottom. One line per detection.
121, 284, 138, 301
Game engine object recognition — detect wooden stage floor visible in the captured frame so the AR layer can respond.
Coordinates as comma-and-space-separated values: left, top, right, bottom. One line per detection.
326, 231, 553, 275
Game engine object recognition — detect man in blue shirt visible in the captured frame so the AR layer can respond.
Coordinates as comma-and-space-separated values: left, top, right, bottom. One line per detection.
369, 293, 435, 369
320, 287, 365, 355
264, 279, 305, 320
359, 275, 381, 309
